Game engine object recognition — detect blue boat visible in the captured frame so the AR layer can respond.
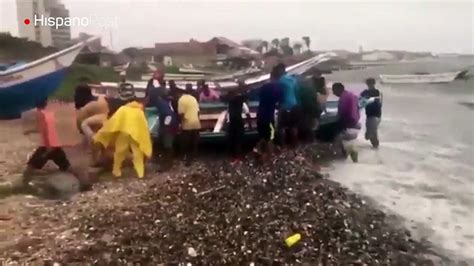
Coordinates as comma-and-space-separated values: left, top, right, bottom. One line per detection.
0, 37, 96, 119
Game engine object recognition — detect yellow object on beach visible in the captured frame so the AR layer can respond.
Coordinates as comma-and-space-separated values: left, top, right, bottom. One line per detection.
285, 233, 301, 247
93, 101, 152, 178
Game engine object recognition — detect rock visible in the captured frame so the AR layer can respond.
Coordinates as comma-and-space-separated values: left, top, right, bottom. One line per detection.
187, 247, 197, 257
100, 233, 114, 244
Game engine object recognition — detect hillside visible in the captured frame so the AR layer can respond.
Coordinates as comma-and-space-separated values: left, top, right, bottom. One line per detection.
0, 33, 58, 62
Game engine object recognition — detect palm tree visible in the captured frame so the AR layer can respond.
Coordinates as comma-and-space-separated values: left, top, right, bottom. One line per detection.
261, 40, 268, 53
271, 38, 280, 49
280, 37, 290, 48
302, 36, 311, 51
293, 43, 303, 54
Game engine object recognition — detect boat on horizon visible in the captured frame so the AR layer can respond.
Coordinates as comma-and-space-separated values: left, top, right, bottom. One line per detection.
0, 37, 97, 119
379, 71, 463, 84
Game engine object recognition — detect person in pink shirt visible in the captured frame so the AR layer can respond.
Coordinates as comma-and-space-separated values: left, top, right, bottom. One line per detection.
199, 84, 220, 102
23, 99, 90, 190
332, 82, 361, 163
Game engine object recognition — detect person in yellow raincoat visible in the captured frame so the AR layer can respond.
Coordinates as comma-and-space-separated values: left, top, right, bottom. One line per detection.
93, 100, 152, 178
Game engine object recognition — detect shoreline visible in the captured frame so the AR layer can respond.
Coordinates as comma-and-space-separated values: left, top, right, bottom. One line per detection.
0, 142, 450, 264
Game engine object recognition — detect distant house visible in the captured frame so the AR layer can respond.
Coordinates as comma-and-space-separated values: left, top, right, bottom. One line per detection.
72, 33, 115, 67
361, 51, 397, 61
133, 48, 162, 65
154, 39, 216, 67
150, 36, 259, 68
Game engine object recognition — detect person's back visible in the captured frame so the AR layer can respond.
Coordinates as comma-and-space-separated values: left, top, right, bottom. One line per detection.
77, 95, 109, 126
258, 81, 282, 123
338, 90, 360, 129
298, 80, 320, 117
227, 93, 247, 122
178, 94, 201, 130
199, 87, 220, 102
37, 108, 60, 148
279, 74, 298, 110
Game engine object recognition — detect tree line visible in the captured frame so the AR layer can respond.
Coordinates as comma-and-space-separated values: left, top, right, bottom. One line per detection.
246, 36, 311, 56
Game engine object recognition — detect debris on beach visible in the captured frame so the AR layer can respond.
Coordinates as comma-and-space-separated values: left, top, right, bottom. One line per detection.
1, 143, 442, 264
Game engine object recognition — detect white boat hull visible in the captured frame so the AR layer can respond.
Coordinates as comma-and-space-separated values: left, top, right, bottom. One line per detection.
379, 71, 461, 84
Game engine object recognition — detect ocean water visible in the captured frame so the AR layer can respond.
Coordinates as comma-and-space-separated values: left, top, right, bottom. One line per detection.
324, 58, 474, 262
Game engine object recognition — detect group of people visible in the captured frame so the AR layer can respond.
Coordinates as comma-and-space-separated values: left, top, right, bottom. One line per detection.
21, 64, 382, 191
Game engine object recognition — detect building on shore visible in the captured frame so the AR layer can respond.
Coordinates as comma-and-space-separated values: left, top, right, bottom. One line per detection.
126, 37, 259, 69
16, 0, 71, 48
72, 33, 115, 67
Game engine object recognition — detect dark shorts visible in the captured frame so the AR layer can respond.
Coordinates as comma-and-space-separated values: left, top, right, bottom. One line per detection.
279, 106, 301, 129
257, 120, 275, 141
27, 147, 70, 171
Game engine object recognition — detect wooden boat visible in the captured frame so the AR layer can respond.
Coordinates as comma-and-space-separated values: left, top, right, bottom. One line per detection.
379, 71, 462, 84
0, 37, 96, 118
92, 52, 354, 143
90, 52, 337, 98
145, 100, 341, 144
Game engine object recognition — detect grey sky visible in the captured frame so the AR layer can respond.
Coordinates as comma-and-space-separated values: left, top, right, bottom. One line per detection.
1, 0, 473, 53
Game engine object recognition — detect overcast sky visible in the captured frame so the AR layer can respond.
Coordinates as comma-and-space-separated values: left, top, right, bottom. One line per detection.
1, 0, 473, 53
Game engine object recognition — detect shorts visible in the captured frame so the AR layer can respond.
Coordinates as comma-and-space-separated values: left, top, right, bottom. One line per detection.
257, 120, 275, 141
27, 147, 70, 171
365, 117, 380, 140
340, 128, 360, 141
278, 106, 301, 129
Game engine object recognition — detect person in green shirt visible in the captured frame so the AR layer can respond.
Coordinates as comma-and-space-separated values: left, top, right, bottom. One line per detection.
297, 76, 322, 141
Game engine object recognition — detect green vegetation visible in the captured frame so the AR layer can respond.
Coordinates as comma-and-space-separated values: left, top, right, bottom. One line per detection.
165, 65, 180, 74
0, 33, 58, 61
54, 64, 117, 101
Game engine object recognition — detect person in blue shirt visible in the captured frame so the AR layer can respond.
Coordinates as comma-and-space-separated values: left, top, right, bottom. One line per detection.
275, 63, 301, 148
254, 68, 283, 161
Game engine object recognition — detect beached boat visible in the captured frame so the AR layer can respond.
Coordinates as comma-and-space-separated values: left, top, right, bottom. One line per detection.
379, 71, 462, 84
90, 52, 337, 99
92, 52, 352, 142
145, 100, 342, 144
0, 37, 96, 118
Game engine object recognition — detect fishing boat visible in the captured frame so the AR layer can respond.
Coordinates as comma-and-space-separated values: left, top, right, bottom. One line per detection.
92, 52, 361, 143
90, 52, 337, 99
379, 71, 462, 84
145, 99, 345, 145
0, 37, 96, 119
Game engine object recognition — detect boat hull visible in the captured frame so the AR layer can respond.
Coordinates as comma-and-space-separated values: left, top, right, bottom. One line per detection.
379, 71, 461, 84
0, 38, 95, 118
0, 68, 68, 119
